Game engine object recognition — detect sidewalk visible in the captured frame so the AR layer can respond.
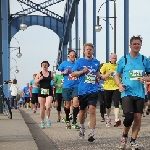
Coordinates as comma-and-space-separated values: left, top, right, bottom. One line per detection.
0, 110, 38, 150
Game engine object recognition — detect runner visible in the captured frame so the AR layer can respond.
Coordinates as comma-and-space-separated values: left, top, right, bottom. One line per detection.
30, 74, 39, 113
100, 53, 121, 127
115, 35, 150, 150
145, 75, 150, 115
72, 43, 101, 142
54, 74, 64, 122
22, 83, 30, 110
35, 61, 53, 129
58, 50, 79, 129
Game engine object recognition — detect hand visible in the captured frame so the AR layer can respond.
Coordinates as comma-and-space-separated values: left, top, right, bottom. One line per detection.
140, 77, 146, 84
82, 67, 88, 74
63, 69, 69, 74
118, 83, 126, 93
39, 76, 43, 80
57, 84, 62, 88
103, 73, 110, 79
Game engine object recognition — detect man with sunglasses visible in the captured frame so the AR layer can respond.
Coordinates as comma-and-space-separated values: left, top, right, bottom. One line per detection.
115, 35, 150, 150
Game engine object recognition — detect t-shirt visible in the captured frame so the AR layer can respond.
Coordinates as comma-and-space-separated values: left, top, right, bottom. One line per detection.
23, 86, 30, 97
30, 80, 39, 93
100, 62, 118, 90
54, 75, 64, 93
72, 58, 100, 95
58, 61, 78, 88
116, 54, 150, 99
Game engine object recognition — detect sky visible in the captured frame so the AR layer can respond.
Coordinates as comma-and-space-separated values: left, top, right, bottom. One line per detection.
9, 0, 150, 89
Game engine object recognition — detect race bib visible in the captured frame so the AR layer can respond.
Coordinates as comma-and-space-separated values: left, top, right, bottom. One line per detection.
68, 74, 77, 80
129, 70, 143, 80
41, 88, 49, 95
85, 74, 96, 84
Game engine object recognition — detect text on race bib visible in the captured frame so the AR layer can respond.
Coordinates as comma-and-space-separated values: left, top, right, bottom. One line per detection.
129, 70, 143, 80
41, 88, 49, 95
68, 74, 77, 80
84, 74, 96, 84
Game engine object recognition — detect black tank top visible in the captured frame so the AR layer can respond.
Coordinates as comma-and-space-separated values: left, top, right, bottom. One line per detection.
39, 71, 51, 89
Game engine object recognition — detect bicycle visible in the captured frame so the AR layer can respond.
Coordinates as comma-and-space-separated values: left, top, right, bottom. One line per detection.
0, 80, 12, 119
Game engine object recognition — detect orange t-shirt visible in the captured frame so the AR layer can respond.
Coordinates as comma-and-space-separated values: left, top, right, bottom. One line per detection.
148, 84, 150, 92
147, 84, 150, 92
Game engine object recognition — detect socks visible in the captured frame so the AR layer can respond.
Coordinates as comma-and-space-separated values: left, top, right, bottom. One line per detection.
73, 107, 79, 124
89, 129, 95, 136
64, 107, 70, 122
80, 124, 85, 133
122, 133, 128, 138
130, 137, 136, 143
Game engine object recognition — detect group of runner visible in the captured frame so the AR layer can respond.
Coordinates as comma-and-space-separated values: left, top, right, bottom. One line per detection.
23, 35, 150, 150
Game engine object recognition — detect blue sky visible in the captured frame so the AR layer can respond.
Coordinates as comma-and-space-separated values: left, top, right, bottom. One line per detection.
10, 0, 150, 88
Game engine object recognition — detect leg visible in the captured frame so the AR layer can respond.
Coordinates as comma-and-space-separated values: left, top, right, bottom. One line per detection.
39, 97, 46, 122
87, 92, 98, 142
62, 88, 72, 128
98, 91, 105, 120
113, 89, 121, 127
56, 93, 62, 121
104, 90, 113, 118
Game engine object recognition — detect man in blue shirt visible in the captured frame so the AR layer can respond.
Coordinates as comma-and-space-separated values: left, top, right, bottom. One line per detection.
72, 43, 101, 142
22, 83, 30, 109
30, 74, 39, 113
58, 50, 79, 129
115, 35, 150, 150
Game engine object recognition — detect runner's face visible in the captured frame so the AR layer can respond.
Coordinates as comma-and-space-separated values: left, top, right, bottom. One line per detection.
84, 46, 94, 58
42, 63, 48, 70
68, 51, 76, 62
130, 39, 142, 53
110, 55, 117, 64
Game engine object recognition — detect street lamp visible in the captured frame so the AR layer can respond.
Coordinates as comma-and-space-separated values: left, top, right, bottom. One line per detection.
20, 15, 27, 31
95, 0, 117, 54
8, 47, 22, 58
10, 66, 19, 73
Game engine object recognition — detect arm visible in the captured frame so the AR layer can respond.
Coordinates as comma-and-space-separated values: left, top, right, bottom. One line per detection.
72, 70, 84, 77
114, 73, 122, 86
34, 72, 42, 84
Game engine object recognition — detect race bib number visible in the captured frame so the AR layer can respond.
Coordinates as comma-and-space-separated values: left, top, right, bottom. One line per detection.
85, 74, 96, 84
129, 70, 143, 80
41, 88, 49, 95
68, 74, 77, 80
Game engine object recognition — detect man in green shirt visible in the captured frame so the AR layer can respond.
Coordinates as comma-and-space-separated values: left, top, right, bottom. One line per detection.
54, 74, 64, 122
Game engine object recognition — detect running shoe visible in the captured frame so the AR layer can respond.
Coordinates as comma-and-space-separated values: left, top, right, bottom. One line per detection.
40, 122, 45, 129
119, 137, 128, 149
66, 121, 71, 129
130, 140, 139, 150
88, 133, 95, 142
114, 119, 121, 127
46, 118, 51, 126
72, 122, 80, 129
79, 129, 85, 139
106, 118, 111, 127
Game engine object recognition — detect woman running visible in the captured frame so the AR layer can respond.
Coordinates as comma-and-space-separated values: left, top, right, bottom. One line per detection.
35, 61, 53, 129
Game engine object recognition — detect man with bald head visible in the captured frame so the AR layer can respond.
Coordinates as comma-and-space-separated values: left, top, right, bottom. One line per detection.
100, 53, 121, 127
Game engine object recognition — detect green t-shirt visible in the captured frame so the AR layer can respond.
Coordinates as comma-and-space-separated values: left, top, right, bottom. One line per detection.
54, 75, 64, 93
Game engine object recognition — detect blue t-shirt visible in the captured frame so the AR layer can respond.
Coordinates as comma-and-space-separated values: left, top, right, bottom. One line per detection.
58, 61, 78, 88
72, 58, 100, 95
116, 54, 150, 99
30, 80, 39, 93
23, 86, 30, 97
98, 80, 104, 91
50, 80, 55, 86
